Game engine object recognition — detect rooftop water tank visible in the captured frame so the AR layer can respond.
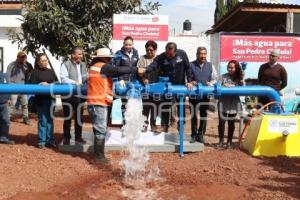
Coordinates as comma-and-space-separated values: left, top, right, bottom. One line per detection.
183, 19, 192, 31
183, 19, 192, 35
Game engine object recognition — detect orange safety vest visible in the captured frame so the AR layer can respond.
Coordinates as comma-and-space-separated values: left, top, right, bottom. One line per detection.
87, 62, 113, 106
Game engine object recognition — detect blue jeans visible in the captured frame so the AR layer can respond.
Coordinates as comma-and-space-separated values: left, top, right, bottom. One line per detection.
36, 99, 55, 145
88, 105, 107, 140
0, 104, 10, 142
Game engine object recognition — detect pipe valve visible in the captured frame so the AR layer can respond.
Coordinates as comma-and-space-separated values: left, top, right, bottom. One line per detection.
282, 130, 289, 137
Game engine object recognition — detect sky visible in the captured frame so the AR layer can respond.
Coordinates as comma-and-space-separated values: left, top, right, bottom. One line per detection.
155, 0, 300, 35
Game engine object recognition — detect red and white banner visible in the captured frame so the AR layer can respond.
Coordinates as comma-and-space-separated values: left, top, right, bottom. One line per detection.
219, 33, 300, 111
113, 14, 168, 41
113, 24, 168, 41
220, 35, 300, 62
112, 14, 169, 54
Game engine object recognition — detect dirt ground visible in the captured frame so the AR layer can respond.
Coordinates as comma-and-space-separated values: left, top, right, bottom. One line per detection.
1, 110, 300, 200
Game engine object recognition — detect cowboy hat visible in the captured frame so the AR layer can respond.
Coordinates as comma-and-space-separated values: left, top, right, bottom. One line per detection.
92, 48, 114, 58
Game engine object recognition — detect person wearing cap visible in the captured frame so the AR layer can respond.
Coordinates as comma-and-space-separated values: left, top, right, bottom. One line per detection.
87, 48, 138, 163
258, 49, 287, 107
60, 47, 87, 145
6, 51, 33, 125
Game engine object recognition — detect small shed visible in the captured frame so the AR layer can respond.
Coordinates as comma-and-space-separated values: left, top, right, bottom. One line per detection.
209, 2, 300, 34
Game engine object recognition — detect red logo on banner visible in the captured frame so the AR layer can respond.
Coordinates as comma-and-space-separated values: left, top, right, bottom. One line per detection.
113, 24, 168, 41
220, 35, 300, 62
152, 17, 159, 22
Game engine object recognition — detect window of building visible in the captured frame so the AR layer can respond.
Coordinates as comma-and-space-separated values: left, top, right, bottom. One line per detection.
0, 47, 3, 72
294, 13, 300, 33
0, 9, 22, 15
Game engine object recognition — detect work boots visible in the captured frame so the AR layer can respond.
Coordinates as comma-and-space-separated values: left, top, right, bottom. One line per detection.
190, 135, 197, 143
217, 138, 224, 148
23, 117, 30, 125
196, 133, 205, 144
226, 140, 234, 149
155, 126, 168, 133
94, 136, 109, 164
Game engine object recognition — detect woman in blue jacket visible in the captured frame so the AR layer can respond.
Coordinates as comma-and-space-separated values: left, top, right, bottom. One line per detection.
115, 36, 139, 125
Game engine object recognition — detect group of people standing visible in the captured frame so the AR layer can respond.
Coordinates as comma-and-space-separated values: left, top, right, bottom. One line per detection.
117, 37, 287, 150
0, 35, 288, 163
114, 36, 243, 149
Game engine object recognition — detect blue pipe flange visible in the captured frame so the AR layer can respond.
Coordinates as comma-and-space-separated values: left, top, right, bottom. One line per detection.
165, 83, 173, 99
196, 84, 203, 99
114, 82, 128, 96
159, 76, 170, 82
214, 84, 222, 98
145, 82, 166, 95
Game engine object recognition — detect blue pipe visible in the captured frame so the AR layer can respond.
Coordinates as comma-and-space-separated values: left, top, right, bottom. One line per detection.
164, 84, 280, 101
0, 80, 283, 157
0, 83, 87, 95
133, 84, 280, 110
179, 96, 184, 157
0, 82, 282, 110
114, 80, 283, 157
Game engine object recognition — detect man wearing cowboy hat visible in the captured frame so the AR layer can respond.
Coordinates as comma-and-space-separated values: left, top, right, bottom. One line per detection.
87, 48, 137, 163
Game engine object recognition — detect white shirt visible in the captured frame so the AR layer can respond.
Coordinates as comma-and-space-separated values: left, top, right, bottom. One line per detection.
60, 63, 82, 84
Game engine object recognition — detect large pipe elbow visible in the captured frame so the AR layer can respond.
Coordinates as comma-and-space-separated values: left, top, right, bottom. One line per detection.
259, 86, 281, 103
216, 85, 282, 113
217, 85, 281, 103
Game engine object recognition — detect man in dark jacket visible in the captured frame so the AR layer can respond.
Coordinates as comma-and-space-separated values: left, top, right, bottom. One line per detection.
0, 72, 15, 144
6, 51, 33, 125
139, 42, 193, 133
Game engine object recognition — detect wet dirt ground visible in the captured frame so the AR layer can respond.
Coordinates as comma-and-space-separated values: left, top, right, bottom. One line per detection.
1, 111, 300, 200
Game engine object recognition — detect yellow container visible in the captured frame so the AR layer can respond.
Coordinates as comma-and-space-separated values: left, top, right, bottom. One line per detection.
242, 114, 300, 157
